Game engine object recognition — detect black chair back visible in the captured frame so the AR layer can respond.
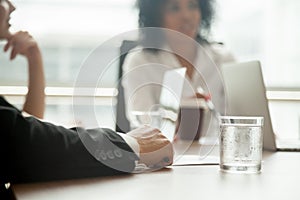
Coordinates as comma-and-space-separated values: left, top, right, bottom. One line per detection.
115, 40, 138, 133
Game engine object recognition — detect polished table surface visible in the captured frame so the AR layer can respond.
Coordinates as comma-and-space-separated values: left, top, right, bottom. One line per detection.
13, 141, 300, 200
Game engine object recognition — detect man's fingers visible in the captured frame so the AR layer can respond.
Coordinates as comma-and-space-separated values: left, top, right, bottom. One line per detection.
148, 156, 173, 169
140, 142, 174, 167
159, 143, 174, 166
129, 125, 174, 168
127, 125, 160, 138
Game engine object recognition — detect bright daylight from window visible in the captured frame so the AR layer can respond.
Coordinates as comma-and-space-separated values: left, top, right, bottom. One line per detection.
0, 0, 299, 139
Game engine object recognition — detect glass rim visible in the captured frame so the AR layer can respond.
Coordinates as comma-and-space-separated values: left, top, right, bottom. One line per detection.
219, 116, 264, 126
219, 116, 264, 119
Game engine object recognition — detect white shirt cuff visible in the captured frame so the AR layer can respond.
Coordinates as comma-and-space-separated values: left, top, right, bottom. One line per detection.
116, 132, 140, 157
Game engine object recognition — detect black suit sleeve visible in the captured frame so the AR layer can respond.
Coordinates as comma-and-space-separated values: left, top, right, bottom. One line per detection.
0, 96, 19, 112
0, 99, 138, 184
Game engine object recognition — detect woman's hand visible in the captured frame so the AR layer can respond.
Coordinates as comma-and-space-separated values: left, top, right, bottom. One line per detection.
4, 31, 39, 60
195, 87, 211, 100
3, 31, 45, 119
127, 126, 174, 168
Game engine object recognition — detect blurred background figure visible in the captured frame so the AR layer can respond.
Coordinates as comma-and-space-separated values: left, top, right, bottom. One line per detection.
1, 0, 299, 140
122, 0, 235, 127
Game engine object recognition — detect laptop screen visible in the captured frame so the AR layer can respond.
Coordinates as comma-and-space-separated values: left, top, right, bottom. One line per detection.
221, 61, 277, 150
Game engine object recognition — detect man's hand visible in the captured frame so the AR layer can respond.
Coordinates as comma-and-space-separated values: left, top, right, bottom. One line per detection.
4, 31, 39, 60
127, 126, 173, 168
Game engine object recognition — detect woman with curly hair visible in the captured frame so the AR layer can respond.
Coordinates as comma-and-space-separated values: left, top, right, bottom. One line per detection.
122, 0, 235, 128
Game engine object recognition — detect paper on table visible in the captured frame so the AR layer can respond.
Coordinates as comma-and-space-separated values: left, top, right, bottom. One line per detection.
172, 155, 219, 166
133, 155, 219, 173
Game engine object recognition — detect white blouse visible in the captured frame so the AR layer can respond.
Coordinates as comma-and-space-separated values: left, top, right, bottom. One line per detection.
122, 43, 235, 126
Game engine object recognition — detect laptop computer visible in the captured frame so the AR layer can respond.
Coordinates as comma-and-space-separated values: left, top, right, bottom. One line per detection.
222, 61, 300, 151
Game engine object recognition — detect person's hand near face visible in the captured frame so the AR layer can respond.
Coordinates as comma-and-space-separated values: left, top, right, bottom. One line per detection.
127, 126, 174, 168
0, 0, 45, 119
4, 31, 40, 60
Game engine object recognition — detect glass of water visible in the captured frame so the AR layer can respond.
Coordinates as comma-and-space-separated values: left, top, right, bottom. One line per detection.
219, 116, 264, 173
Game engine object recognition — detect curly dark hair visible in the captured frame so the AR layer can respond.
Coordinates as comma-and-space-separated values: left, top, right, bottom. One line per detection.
136, 0, 215, 44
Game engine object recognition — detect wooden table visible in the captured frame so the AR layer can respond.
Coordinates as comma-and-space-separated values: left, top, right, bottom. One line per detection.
13, 142, 300, 200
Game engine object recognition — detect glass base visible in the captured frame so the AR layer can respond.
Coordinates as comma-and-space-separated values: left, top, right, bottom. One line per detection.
220, 163, 261, 174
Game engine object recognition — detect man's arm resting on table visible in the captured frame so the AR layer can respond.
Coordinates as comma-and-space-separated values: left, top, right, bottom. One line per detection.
0, 106, 139, 184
